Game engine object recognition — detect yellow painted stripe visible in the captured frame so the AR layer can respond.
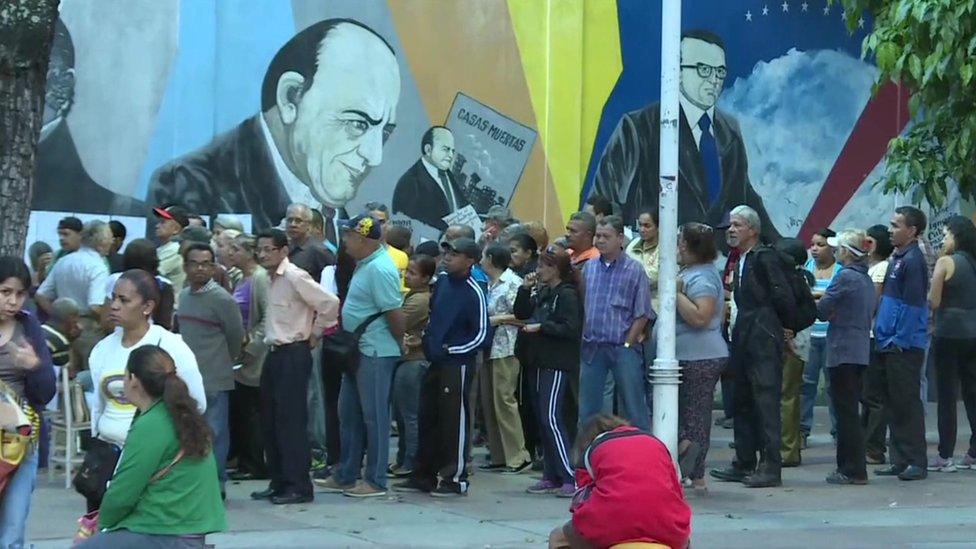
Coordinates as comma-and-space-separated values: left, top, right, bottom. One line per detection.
507, 0, 622, 219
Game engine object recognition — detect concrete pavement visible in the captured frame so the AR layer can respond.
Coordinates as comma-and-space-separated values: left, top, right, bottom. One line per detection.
27, 405, 976, 547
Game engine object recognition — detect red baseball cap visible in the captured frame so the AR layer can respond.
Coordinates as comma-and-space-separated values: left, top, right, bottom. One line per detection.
152, 205, 190, 228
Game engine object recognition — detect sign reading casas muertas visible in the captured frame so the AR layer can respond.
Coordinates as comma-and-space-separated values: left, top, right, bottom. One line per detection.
445, 92, 537, 215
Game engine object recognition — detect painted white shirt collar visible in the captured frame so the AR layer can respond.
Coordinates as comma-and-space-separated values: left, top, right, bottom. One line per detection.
257, 113, 320, 210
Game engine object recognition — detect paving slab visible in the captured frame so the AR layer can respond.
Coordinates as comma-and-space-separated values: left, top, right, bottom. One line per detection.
26, 405, 976, 548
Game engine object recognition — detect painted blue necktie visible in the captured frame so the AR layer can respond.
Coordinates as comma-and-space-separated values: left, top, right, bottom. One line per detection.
698, 113, 722, 206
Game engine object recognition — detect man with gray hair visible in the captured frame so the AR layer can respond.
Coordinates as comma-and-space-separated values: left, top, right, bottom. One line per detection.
36, 220, 112, 318
285, 203, 335, 283
711, 205, 796, 488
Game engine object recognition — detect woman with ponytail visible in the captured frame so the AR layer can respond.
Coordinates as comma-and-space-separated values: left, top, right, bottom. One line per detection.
78, 346, 225, 547
81, 269, 205, 511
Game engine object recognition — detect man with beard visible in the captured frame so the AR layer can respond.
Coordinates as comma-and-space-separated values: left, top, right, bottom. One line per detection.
149, 18, 401, 233
711, 206, 795, 488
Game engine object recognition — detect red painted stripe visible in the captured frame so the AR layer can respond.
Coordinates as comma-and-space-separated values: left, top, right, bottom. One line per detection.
798, 82, 909, 241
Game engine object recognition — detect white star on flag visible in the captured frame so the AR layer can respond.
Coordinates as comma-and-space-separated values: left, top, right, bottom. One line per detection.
763, 4, 770, 15
823, 4, 830, 15
802, 1, 809, 11
746, 10, 753, 21
858, 17, 865, 28
782, 1, 790, 12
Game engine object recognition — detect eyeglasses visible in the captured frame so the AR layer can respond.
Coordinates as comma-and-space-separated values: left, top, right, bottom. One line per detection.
681, 62, 727, 80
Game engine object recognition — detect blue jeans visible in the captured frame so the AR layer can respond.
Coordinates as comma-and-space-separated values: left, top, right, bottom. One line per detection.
335, 354, 397, 489
204, 391, 230, 488
579, 344, 649, 431
393, 360, 429, 471
0, 446, 38, 548
800, 337, 837, 436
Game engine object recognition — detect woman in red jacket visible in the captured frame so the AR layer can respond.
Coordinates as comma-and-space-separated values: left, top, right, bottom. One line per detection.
549, 415, 691, 549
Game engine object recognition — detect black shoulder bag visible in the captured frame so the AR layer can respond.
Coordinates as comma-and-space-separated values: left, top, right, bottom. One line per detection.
321, 311, 387, 376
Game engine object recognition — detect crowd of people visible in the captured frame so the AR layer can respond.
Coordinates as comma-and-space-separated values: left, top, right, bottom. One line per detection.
0, 193, 973, 548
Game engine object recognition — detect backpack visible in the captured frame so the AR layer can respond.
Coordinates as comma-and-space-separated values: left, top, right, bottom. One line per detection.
783, 262, 817, 333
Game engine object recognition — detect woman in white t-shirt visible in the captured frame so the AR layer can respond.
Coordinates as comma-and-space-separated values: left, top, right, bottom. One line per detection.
82, 269, 205, 511
862, 224, 894, 464
100, 239, 175, 330
90, 269, 205, 449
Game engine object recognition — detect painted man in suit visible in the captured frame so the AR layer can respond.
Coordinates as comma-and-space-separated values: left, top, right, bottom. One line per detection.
148, 18, 401, 236
592, 30, 778, 243
392, 126, 470, 232
33, 19, 146, 216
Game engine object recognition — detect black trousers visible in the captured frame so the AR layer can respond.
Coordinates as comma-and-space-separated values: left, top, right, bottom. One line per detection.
874, 349, 928, 468
261, 342, 313, 496
535, 369, 574, 485
828, 364, 867, 479
731, 318, 784, 471
861, 346, 889, 457
413, 356, 476, 490
230, 381, 266, 477
932, 336, 976, 459
519, 365, 540, 459
320, 347, 343, 466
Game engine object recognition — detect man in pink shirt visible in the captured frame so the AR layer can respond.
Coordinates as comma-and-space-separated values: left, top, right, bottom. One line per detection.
249, 228, 339, 505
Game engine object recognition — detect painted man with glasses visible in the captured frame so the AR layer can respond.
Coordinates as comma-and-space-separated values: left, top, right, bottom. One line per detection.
591, 30, 778, 243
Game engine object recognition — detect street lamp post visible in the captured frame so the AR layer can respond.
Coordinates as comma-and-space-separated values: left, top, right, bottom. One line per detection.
652, 0, 682, 461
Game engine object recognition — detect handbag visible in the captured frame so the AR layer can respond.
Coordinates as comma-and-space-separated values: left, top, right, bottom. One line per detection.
73, 449, 185, 544
0, 380, 38, 498
72, 438, 121, 504
321, 311, 386, 376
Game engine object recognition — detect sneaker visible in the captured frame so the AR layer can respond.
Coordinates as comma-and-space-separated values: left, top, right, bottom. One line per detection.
478, 462, 506, 472
393, 478, 434, 493
866, 452, 886, 465
430, 481, 467, 498
927, 456, 957, 473
825, 470, 868, 485
556, 483, 576, 498
526, 479, 560, 494
958, 454, 976, 470
312, 466, 333, 482
314, 476, 354, 493
387, 464, 413, 479
501, 461, 532, 475
343, 481, 387, 498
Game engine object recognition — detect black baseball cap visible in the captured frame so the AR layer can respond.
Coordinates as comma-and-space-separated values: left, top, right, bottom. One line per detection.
440, 238, 481, 261
152, 205, 190, 228
57, 216, 83, 232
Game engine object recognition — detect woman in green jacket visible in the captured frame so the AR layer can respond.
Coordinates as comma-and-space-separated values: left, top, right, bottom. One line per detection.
79, 345, 226, 548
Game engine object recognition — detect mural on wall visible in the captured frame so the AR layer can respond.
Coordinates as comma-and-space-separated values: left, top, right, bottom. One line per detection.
592, 30, 778, 242
28, 0, 947, 255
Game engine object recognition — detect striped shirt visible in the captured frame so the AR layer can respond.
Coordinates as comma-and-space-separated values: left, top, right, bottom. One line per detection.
581, 253, 653, 345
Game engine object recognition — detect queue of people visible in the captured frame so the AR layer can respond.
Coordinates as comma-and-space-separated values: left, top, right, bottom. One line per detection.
3, 194, 976, 549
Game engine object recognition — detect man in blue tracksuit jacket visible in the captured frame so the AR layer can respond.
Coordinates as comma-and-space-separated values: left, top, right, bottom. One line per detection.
872, 205, 929, 481
396, 237, 491, 497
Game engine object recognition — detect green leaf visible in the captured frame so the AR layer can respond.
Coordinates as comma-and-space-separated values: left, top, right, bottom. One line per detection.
909, 54, 923, 80
876, 41, 900, 72
963, 64, 975, 85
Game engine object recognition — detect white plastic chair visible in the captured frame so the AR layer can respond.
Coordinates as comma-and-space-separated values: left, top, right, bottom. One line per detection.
48, 366, 90, 488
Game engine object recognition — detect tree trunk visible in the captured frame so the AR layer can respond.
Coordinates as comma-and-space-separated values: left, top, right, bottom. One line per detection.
0, 0, 60, 258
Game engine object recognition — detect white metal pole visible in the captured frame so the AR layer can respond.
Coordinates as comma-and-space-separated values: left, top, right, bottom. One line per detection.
652, 0, 682, 461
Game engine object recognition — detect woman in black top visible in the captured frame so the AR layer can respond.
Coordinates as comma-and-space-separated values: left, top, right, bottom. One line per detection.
513, 248, 581, 497
928, 215, 976, 472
